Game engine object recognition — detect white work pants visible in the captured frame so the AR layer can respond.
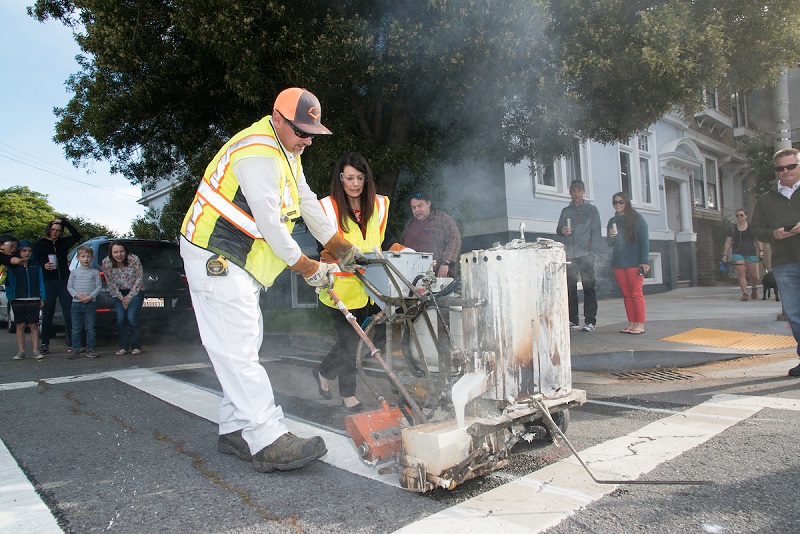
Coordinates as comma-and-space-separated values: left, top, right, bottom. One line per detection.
180, 238, 288, 454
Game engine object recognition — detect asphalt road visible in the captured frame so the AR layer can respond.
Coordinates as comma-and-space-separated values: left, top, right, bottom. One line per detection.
1, 326, 798, 533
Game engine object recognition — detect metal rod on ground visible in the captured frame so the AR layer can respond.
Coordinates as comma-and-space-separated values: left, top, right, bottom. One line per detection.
532, 398, 712, 486
327, 286, 427, 424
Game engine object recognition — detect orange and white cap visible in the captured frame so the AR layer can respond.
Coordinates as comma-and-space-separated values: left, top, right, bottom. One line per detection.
273, 87, 332, 135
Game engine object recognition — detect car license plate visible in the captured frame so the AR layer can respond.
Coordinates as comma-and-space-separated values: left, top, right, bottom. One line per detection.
143, 297, 165, 308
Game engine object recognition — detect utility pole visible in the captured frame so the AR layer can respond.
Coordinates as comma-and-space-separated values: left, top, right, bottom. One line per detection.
774, 68, 791, 321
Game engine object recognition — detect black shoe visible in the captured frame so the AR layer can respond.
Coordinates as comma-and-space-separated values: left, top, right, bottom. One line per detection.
312, 367, 333, 400
789, 364, 800, 377
252, 433, 326, 472
39, 345, 49, 355
217, 430, 252, 461
341, 401, 363, 413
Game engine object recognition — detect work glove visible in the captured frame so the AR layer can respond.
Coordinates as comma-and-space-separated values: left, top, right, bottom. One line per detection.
337, 245, 367, 273
324, 234, 367, 273
290, 255, 337, 289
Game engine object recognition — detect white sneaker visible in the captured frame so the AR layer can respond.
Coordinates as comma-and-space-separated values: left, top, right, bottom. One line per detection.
569, 322, 581, 330
13, 352, 25, 360
115, 349, 127, 356
582, 323, 596, 332
131, 349, 142, 355
33, 351, 44, 360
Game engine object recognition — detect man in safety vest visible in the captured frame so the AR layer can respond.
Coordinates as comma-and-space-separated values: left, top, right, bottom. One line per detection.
180, 88, 363, 473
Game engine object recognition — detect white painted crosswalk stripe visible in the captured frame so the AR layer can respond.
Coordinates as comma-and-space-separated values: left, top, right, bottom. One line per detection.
0, 439, 62, 533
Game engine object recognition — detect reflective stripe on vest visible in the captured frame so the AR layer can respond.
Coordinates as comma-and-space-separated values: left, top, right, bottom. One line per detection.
318, 195, 389, 309
180, 116, 299, 287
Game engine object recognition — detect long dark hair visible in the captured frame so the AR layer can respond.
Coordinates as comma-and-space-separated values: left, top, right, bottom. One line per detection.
329, 152, 376, 233
612, 192, 638, 243
107, 240, 130, 268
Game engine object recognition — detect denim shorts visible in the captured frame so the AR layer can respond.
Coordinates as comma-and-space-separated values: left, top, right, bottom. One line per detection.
731, 253, 758, 263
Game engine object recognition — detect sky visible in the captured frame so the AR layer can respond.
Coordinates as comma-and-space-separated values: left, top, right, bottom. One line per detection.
0, 3, 146, 235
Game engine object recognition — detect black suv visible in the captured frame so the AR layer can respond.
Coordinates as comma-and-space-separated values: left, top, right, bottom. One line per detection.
53, 237, 196, 335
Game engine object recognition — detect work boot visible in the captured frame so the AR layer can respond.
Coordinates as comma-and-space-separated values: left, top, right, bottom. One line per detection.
217, 430, 252, 461
788, 364, 800, 377
252, 433, 327, 473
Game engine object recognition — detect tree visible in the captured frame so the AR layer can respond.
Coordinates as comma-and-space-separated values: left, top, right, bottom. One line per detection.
31, 0, 800, 211
0, 186, 57, 240
740, 132, 800, 198
0, 185, 116, 242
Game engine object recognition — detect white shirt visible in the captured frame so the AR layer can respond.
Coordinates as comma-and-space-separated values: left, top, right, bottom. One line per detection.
777, 179, 800, 199
233, 134, 335, 267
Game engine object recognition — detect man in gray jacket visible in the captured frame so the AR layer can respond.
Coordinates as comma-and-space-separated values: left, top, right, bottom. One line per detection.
556, 180, 602, 331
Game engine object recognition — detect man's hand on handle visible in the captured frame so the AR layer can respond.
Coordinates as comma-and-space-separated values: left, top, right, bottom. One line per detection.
290, 254, 338, 289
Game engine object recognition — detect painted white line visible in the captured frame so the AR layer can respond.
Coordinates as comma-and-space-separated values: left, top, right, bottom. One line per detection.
0, 440, 62, 533
393, 394, 768, 533
0, 363, 213, 392
107, 369, 400, 487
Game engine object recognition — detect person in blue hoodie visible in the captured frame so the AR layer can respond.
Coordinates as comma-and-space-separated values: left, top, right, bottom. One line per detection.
7, 240, 46, 360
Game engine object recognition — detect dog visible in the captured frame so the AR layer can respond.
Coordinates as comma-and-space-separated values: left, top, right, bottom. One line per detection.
762, 270, 780, 302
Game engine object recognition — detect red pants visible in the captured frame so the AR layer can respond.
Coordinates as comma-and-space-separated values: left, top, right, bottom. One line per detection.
613, 268, 646, 322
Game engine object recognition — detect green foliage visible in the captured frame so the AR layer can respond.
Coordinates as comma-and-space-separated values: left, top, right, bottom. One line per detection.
130, 209, 163, 240
0, 186, 57, 240
740, 132, 800, 198
30, 0, 800, 201
0, 186, 116, 242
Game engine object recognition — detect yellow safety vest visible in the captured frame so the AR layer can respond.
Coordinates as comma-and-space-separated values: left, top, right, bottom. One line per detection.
318, 195, 389, 309
0, 264, 6, 286
180, 115, 300, 287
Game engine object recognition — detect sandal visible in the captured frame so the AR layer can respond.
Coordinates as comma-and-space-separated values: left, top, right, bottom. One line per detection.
628, 329, 645, 335
620, 328, 633, 333
741, 293, 749, 301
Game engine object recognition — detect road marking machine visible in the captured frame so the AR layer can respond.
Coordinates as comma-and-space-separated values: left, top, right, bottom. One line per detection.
327, 236, 586, 492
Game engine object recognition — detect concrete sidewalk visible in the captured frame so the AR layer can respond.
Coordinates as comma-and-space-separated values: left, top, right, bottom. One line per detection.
570, 285, 796, 371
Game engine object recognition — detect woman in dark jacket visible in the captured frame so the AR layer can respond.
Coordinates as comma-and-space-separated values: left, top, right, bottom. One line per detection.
32, 218, 82, 354
607, 192, 650, 335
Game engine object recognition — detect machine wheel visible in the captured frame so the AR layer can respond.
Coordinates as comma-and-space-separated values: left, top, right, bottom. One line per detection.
548, 409, 570, 436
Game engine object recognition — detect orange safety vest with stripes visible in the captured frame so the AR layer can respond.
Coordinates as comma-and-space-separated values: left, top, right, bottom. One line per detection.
317, 195, 389, 309
180, 115, 300, 287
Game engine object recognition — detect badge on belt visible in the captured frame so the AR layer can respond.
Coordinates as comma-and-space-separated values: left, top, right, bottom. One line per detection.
206, 254, 229, 276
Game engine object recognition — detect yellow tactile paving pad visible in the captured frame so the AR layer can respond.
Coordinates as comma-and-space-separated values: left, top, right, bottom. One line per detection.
662, 328, 796, 350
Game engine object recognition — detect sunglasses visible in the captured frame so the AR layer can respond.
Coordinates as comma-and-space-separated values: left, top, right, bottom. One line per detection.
774, 163, 799, 172
612, 199, 625, 205
278, 112, 313, 139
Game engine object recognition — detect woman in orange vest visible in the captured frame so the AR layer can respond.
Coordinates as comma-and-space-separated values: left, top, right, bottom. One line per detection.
315, 153, 407, 412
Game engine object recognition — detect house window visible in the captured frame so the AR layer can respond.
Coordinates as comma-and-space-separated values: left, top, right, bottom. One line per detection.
705, 158, 718, 209
535, 139, 588, 195
693, 158, 720, 210
619, 151, 632, 196
617, 132, 654, 206
642, 253, 663, 285
290, 271, 319, 308
731, 91, 749, 129
704, 87, 718, 110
